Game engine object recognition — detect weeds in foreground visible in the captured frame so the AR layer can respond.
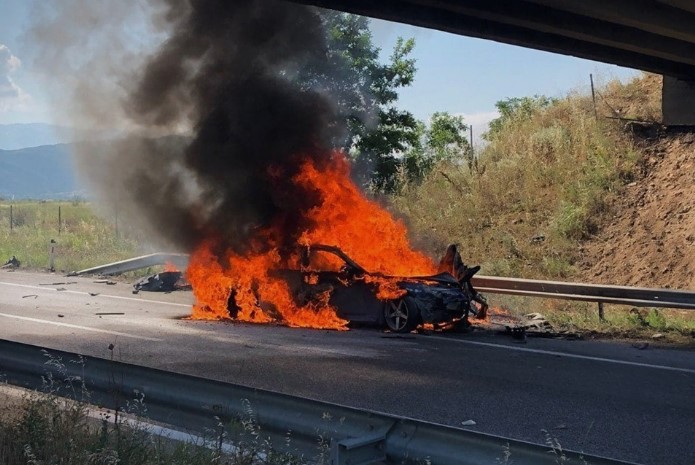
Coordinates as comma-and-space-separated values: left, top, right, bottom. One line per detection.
0, 354, 308, 465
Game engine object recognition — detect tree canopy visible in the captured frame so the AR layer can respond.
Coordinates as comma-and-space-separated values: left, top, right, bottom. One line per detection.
298, 12, 420, 192
485, 95, 557, 141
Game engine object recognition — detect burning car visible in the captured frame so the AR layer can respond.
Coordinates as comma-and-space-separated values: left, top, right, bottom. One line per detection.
226, 244, 486, 333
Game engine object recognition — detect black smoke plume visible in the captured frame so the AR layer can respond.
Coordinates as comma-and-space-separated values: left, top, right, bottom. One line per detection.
34, 0, 345, 255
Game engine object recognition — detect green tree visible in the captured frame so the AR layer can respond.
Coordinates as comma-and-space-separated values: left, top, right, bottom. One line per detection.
426, 111, 470, 162
398, 112, 471, 187
485, 95, 556, 141
303, 12, 420, 192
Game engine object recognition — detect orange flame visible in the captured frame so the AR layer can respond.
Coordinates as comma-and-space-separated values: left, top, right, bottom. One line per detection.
187, 152, 436, 329
163, 261, 179, 272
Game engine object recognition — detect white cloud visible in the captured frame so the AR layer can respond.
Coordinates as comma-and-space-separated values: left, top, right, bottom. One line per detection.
455, 110, 500, 147
0, 44, 29, 112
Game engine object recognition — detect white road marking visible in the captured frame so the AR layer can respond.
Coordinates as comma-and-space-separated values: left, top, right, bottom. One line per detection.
424, 335, 695, 374
0, 313, 162, 341
0, 281, 191, 308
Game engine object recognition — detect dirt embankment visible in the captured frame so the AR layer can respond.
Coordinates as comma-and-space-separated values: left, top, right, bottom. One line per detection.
579, 131, 695, 289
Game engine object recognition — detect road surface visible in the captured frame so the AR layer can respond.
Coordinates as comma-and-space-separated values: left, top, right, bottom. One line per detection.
0, 270, 693, 464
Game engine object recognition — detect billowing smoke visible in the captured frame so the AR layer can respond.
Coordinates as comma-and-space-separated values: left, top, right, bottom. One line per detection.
32, 0, 347, 254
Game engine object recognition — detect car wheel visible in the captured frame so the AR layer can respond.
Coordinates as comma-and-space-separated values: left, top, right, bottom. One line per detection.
384, 297, 419, 333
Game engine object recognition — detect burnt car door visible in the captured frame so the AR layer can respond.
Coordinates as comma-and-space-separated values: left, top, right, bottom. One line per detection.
300, 248, 383, 324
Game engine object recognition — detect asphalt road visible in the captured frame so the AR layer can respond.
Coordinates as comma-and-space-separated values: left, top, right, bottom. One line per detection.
0, 270, 693, 465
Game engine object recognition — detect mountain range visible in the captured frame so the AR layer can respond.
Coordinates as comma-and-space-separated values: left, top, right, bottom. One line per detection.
0, 123, 74, 151
0, 143, 83, 199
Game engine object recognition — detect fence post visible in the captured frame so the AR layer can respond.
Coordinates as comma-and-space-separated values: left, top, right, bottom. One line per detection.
590, 74, 598, 121
10, 205, 12, 232
58, 205, 62, 235
598, 302, 605, 321
48, 239, 56, 272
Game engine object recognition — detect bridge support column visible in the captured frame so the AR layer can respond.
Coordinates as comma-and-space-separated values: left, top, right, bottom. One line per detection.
662, 76, 695, 126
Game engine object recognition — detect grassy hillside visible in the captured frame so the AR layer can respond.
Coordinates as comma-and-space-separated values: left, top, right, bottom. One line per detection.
393, 75, 654, 280
392, 73, 695, 341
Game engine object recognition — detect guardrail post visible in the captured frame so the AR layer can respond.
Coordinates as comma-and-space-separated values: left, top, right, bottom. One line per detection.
598, 302, 605, 321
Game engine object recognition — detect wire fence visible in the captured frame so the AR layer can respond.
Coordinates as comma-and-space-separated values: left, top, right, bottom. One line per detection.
0, 201, 120, 236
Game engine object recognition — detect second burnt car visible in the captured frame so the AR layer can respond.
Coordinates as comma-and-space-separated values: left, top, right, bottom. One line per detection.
259, 244, 487, 333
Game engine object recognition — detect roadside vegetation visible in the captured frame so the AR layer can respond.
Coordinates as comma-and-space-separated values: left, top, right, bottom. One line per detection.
0, 378, 309, 465
0, 200, 138, 273
392, 72, 695, 343
392, 78, 646, 277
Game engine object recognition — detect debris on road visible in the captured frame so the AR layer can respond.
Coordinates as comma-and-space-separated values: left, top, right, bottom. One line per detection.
40, 281, 77, 286
95, 312, 125, 316
1, 256, 20, 270
56, 288, 67, 291
133, 271, 191, 294
57, 314, 64, 318
506, 326, 527, 342
93, 279, 117, 285
22, 294, 38, 299
461, 420, 477, 426
89, 292, 100, 296
523, 312, 553, 332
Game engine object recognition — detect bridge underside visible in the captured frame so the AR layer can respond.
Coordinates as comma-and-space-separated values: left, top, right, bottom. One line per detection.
292, 0, 695, 125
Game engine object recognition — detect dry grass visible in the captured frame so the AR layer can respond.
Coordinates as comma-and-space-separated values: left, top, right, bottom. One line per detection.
393, 76, 643, 280
392, 73, 695, 340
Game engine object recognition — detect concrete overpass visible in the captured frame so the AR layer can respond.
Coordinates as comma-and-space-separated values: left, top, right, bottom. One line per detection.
293, 0, 695, 125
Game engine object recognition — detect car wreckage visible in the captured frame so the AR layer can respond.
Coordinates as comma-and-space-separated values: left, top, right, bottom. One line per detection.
227, 244, 488, 333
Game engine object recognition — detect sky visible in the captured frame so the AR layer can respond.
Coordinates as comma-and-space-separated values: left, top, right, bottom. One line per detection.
0, 0, 639, 137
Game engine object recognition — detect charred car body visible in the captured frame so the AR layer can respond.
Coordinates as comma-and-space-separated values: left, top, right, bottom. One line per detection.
228, 244, 487, 333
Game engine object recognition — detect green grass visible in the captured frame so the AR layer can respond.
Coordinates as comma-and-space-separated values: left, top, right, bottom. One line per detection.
0, 200, 139, 273
489, 294, 695, 344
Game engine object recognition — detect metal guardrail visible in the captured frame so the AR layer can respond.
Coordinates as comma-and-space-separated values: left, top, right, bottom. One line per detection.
0, 339, 637, 465
69, 253, 190, 276
472, 275, 695, 310
71, 253, 695, 310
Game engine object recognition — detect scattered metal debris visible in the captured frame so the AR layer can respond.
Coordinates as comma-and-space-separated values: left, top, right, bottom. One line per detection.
40, 282, 77, 286
57, 314, 64, 318
56, 288, 67, 291
95, 312, 125, 316
133, 271, 191, 294
22, 294, 38, 299
505, 326, 527, 342
523, 312, 553, 332
89, 292, 100, 296
461, 420, 477, 426
1, 256, 20, 269
93, 280, 117, 285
